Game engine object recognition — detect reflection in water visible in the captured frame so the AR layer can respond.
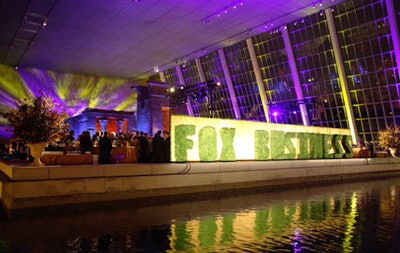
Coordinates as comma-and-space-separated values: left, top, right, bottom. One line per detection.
1, 177, 400, 252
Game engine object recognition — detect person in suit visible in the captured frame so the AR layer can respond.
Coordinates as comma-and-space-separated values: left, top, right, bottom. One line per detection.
99, 131, 112, 164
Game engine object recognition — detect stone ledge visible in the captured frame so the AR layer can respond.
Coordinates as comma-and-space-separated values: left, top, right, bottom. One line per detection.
2, 157, 396, 182
1, 158, 400, 210
3, 169, 400, 210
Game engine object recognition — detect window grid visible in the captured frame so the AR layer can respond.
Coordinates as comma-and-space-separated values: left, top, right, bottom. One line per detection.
288, 11, 347, 129
181, 59, 202, 86
252, 31, 301, 124
148, 73, 162, 83
334, 0, 399, 144
197, 51, 235, 119
162, 68, 189, 114
224, 40, 265, 121
145, 0, 399, 147
163, 68, 179, 84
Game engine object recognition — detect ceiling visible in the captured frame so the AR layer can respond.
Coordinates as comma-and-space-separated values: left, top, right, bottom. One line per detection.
0, 0, 345, 82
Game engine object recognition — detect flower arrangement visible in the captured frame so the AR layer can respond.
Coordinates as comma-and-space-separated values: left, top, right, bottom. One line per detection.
2, 96, 68, 145
377, 126, 400, 150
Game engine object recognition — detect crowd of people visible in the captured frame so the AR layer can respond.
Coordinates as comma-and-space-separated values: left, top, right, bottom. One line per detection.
65, 129, 171, 164
0, 141, 32, 162
124, 130, 171, 164
0, 129, 171, 164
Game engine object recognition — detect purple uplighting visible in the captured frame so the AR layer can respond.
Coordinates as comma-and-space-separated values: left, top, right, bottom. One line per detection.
0, 65, 137, 140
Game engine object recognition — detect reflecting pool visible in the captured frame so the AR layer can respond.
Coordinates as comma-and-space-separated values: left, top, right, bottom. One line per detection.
1, 176, 400, 252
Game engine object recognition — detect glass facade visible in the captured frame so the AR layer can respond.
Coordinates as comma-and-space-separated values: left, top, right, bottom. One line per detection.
181, 59, 201, 86
179, 59, 204, 116
224, 41, 264, 121
163, 68, 179, 84
149, 0, 400, 149
252, 31, 299, 124
148, 73, 162, 83
334, 0, 400, 145
199, 51, 235, 119
288, 12, 347, 129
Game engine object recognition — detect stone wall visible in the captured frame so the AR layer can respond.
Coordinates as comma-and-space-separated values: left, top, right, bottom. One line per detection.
1, 158, 400, 210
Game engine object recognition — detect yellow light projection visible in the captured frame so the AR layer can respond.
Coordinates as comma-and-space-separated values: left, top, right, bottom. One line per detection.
0, 65, 31, 103
0, 64, 138, 139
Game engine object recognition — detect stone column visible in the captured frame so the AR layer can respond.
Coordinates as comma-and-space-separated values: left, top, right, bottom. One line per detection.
116, 119, 124, 134
99, 119, 108, 132
218, 49, 241, 119
282, 27, 310, 126
326, 8, 358, 144
246, 38, 270, 122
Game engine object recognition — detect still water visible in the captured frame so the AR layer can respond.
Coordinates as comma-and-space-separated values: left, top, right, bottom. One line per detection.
1, 176, 400, 252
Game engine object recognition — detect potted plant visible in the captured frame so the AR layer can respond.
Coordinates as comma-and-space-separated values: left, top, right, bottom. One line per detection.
377, 126, 400, 157
2, 96, 67, 165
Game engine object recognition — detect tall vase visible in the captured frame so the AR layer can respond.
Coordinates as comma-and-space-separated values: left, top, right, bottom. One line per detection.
389, 148, 398, 158
28, 142, 47, 166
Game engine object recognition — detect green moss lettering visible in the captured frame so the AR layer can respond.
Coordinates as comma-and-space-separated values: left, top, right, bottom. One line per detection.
297, 132, 311, 159
271, 131, 285, 160
323, 134, 334, 159
255, 130, 270, 160
199, 126, 217, 162
220, 128, 236, 161
284, 132, 296, 159
310, 133, 324, 159
174, 124, 195, 162
332, 135, 344, 158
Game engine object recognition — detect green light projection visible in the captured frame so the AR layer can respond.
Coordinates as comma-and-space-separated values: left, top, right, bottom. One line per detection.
0, 64, 137, 139
0, 65, 31, 105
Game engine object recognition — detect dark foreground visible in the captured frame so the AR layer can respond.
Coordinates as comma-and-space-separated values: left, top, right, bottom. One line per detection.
0, 175, 399, 252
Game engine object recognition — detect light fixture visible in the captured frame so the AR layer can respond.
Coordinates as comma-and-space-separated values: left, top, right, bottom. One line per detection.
202, 0, 245, 23
5, 1, 56, 68
42, 18, 48, 27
